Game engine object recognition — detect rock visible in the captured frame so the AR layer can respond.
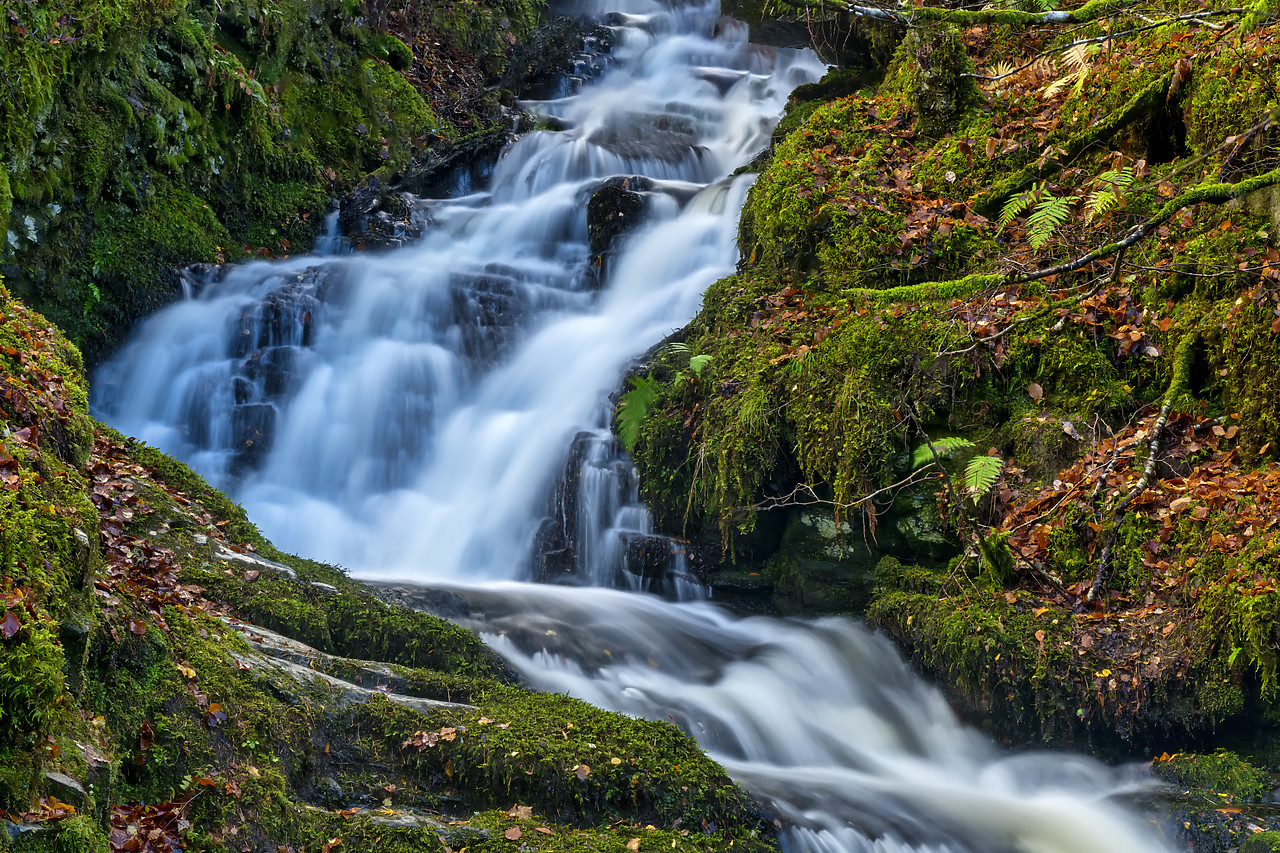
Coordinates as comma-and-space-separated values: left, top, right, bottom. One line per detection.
42, 771, 87, 806
501, 17, 614, 99
212, 544, 298, 580
622, 534, 674, 580
586, 177, 652, 284
530, 432, 593, 582
223, 619, 473, 716
394, 128, 510, 199
338, 176, 422, 251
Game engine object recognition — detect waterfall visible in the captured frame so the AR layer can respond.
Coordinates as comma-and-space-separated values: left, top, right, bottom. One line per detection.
93, 1, 1175, 851
94, 0, 821, 581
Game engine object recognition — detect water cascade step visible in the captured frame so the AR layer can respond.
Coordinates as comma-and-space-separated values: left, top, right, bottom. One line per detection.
94, 0, 1176, 850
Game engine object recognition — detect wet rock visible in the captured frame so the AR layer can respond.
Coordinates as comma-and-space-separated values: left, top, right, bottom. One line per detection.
622, 534, 674, 580
531, 432, 593, 583
338, 175, 421, 251
448, 271, 528, 364
394, 128, 510, 199
586, 176, 651, 282
502, 17, 615, 99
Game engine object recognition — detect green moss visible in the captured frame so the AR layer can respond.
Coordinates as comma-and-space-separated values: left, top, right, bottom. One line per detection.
1243, 830, 1280, 853
1153, 750, 1272, 801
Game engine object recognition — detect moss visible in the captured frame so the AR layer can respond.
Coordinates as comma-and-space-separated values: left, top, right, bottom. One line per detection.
1153, 750, 1273, 801
1243, 830, 1280, 853
364, 689, 766, 831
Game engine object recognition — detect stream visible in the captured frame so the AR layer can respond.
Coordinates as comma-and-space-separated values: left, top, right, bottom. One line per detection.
92, 0, 1174, 850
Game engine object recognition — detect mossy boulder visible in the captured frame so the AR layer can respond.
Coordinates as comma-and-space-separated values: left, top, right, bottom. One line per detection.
0, 280, 773, 852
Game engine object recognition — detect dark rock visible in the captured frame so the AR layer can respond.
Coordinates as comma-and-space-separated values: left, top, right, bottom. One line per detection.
395, 128, 510, 199
502, 17, 615, 99
586, 176, 651, 283
448, 271, 528, 364
531, 432, 594, 583
622, 534, 674, 580
338, 175, 421, 251
42, 771, 87, 806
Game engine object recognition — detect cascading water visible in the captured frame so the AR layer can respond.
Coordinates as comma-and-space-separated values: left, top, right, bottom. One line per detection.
93, 2, 1174, 852
94, 1, 814, 581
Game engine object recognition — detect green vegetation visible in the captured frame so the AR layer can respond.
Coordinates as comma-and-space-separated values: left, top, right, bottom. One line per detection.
0, 0, 543, 365
0, 279, 769, 852
619, 0, 1280, 771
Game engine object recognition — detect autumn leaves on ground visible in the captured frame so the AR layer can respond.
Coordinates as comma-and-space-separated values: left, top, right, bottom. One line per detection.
627, 0, 1280, 770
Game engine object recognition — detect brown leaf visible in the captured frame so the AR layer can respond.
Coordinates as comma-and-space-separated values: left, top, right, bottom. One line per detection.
504, 827, 522, 841
1034, 629, 1046, 645
243, 570, 260, 582
575, 763, 590, 781
129, 619, 147, 635
534, 827, 553, 835
627, 839, 641, 852
0, 610, 19, 639
1028, 382, 1043, 401
140, 720, 155, 750
508, 805, 533, 820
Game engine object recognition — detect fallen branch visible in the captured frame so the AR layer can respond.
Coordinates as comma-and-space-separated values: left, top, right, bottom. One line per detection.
1085, 332, 1197, 604
845, 165, 1280, 306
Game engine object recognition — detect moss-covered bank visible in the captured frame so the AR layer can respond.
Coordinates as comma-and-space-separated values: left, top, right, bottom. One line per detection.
0, 280, 772, 852
1, 0, 545, 365
621, 0, 1280, 772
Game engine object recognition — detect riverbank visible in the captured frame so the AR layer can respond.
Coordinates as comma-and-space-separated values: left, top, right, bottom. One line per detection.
0, 0, 586, 366
622, 0, 1280, 781
0, 281, 776, 852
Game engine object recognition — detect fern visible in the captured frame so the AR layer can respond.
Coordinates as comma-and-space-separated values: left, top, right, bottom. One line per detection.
687, 354, 712, 377
1084, 167, 1135, 223
910, 437, 975, 470
1025, 193, 1077, 250
998, 182, 1045, 229
963, 455, 1004, 498
616, 375, 660, 451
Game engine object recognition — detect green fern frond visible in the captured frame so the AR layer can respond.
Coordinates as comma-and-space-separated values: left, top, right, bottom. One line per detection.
910, 437, 975, 470
998, 182, 1045, 229
1025, 193, 1077, 250
687, 354, 712, 377
963, 455, 1004, 498
616, 375, 661, 451
661, 341, 692, 359
1084, 189, 1117, 224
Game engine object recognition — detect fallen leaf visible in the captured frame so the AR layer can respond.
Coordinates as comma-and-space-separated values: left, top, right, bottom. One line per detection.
509, 805, 533, 820
0, 610, 19, 639
535, 827, 553, 835
139, 721, 155, 750
627, 839, 641, 852
504, 827, 522, 841
243, 570, 260, 582
129, 619, 147, 635
1028, 382, 1043, 401
575, 764, 590, 781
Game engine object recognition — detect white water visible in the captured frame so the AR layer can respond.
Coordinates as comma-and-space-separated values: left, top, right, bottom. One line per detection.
92, 2, 1173, 851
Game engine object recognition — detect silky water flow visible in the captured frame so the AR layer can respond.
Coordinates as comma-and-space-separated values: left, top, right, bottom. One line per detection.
93, 2, 1174, 851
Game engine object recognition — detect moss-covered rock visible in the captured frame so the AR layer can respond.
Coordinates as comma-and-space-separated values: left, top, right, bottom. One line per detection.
0, 280, 772, 852
1, 0, 546, 366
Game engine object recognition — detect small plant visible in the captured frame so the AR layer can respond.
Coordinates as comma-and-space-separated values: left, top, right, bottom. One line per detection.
910, 437, 1004, 500
615, 346, 712, 452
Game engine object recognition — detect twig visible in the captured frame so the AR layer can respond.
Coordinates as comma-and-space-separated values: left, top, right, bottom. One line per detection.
1085, 333, 1197, 604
